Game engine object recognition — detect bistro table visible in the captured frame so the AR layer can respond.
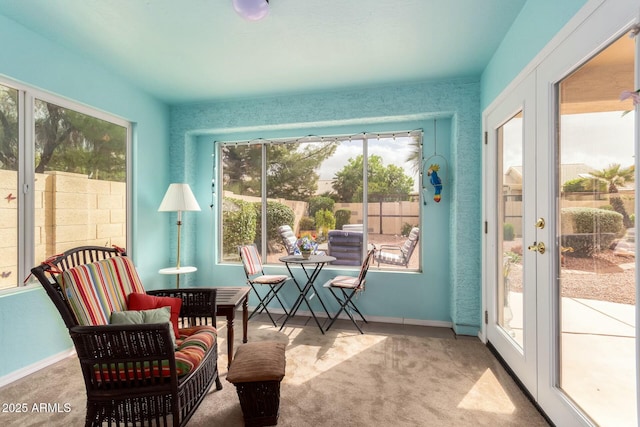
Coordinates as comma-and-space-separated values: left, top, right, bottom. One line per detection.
278, 254, 336, 334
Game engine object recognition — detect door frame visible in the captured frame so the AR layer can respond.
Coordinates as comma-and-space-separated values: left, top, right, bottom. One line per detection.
482, 1, 640, 425
483, 71, 538, 395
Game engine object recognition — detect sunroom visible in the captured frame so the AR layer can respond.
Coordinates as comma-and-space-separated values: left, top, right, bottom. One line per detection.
0, 1, 638, 426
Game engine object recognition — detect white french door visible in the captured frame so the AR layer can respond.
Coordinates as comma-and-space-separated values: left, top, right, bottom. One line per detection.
485, 71, 538, 394
484, 1, 639, 426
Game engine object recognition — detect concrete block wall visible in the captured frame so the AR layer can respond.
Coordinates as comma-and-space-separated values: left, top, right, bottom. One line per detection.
0, 169, 125, 289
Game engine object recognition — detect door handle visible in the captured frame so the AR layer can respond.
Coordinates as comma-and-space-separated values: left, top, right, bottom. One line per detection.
527, 241, 546, 254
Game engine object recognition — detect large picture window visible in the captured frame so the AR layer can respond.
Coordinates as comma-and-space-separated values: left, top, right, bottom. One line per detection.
0, 79, 130, 291
219, 131, 422, 271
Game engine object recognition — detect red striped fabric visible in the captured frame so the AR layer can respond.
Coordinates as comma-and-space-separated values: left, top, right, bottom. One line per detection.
241, 245, 262, 276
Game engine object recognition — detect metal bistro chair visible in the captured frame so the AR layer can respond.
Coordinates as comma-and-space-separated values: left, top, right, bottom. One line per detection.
239, 244, 290, 327
374, 227, 419, 268
322, 247, 376, 334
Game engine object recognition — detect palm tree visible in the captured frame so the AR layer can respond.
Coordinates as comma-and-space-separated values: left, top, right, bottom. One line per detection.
591, 163, 635, 228
590, 163, 635, 193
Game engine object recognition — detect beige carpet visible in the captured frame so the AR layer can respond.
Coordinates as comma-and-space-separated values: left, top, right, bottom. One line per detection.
0, 317, 549, 426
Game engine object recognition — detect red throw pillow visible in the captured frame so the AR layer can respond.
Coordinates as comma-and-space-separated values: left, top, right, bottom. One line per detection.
128, 293, 182, 337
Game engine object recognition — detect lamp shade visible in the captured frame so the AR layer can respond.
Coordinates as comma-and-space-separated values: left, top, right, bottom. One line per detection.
158, 183, 201, 212
232, 0, 269, 21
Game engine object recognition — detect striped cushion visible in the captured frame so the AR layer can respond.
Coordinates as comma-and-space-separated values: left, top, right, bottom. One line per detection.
175, 326, 217, 376
253, 274, 288, 284
93, 325, 218, 381
62, 256, 145, 326
240, 245, 262, 275
326, 275, 360, 289
374, 251, 405, 266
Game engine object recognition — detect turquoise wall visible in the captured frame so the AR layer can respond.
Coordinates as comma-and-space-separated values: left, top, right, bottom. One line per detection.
170, 79, 482, 334
0, 14, 170, 378
0, 0, 592, 381
481, 0, 588, 109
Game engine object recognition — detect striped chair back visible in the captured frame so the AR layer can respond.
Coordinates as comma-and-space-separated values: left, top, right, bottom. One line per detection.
62, 256, 146, 326
239, 244, 263, 276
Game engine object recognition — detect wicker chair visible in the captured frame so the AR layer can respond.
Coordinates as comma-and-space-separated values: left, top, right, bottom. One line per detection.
30, 246, 222, 427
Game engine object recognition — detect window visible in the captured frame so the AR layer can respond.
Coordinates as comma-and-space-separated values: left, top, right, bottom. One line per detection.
219, 131, 422, 270
0, 79, 130, 291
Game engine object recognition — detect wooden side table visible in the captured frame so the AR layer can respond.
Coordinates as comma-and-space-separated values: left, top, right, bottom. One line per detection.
214, 286, 251, 367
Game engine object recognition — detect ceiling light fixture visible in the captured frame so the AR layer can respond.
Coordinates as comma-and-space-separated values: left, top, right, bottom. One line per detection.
232, 0, 269, 21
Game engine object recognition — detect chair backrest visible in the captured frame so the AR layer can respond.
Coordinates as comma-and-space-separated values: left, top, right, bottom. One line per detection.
356, 248, 376, 287
278, 225, 298, 255
328, 230, 363, 266
400, 227, 420, 262
239, 244, 264, 277
30, 246, 129, 329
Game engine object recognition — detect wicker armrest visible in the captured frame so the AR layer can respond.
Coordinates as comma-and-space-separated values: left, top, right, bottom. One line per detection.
147, 288, 217, 326
70, 323, 178, 388
71, 323, 176, 360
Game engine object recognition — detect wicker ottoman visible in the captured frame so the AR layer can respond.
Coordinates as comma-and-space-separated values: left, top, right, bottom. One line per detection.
227, 341, 286, 427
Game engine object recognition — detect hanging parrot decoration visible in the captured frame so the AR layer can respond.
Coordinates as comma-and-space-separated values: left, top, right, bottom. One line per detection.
427, 164, 443, 202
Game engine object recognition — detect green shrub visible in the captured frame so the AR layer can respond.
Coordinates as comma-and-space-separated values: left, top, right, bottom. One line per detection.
298, 216, 315, 231
561, 207, 623, 235
334, 209, 351, 230
561, 233, 617, 257
308, 196, 335, 218
562, 177, 588, 193
503, 223, 515, 241
253, 201, 295, 250
222, 198, 257, 256
560, 207, 623, 256
315, 209, 336, 240
401, 222, 417, 237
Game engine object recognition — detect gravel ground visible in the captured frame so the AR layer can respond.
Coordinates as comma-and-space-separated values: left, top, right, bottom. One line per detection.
507, 251, 636, 305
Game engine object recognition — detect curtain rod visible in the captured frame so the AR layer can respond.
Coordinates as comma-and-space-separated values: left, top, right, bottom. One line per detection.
215, 129, 423, 146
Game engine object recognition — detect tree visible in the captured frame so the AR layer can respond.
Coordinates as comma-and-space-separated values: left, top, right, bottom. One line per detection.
34, 102, 126, 181
0, 93, 126, 181
0, 86, 18, 171
591, 163, 635, 228
332, 154, 414, 202
222, 141, 336, 200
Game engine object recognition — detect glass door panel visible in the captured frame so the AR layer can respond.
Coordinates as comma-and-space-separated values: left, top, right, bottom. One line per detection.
556, 34, 637, 427
499, 112, 524, 349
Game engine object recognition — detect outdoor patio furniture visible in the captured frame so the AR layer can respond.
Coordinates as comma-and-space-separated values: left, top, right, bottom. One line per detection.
327, 230, 364, 266
240, 244, 291, 327
30, 246, 222, 427
322, 248, 376, 334
374, 227, 419, 268
278, 225, 299, 255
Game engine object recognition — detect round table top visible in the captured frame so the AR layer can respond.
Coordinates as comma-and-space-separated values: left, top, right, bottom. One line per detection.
159, 266, 197, 275
279, 254, 336, 264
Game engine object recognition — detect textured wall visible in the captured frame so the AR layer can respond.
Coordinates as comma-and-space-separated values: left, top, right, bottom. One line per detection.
171, 78, 482, 334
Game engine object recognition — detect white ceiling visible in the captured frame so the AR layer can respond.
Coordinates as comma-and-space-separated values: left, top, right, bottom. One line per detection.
0, 0, 526, 104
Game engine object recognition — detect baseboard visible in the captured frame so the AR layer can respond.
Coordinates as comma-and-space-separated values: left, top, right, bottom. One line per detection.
0, 349, 75, 389
244, 305, 454, 329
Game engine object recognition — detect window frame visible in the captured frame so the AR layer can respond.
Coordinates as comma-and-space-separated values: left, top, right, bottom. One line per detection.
216, 130, 423, 271
0, 75, 132, 294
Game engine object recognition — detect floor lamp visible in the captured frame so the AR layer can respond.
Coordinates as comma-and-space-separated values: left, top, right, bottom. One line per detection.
158, 183, 201, 288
